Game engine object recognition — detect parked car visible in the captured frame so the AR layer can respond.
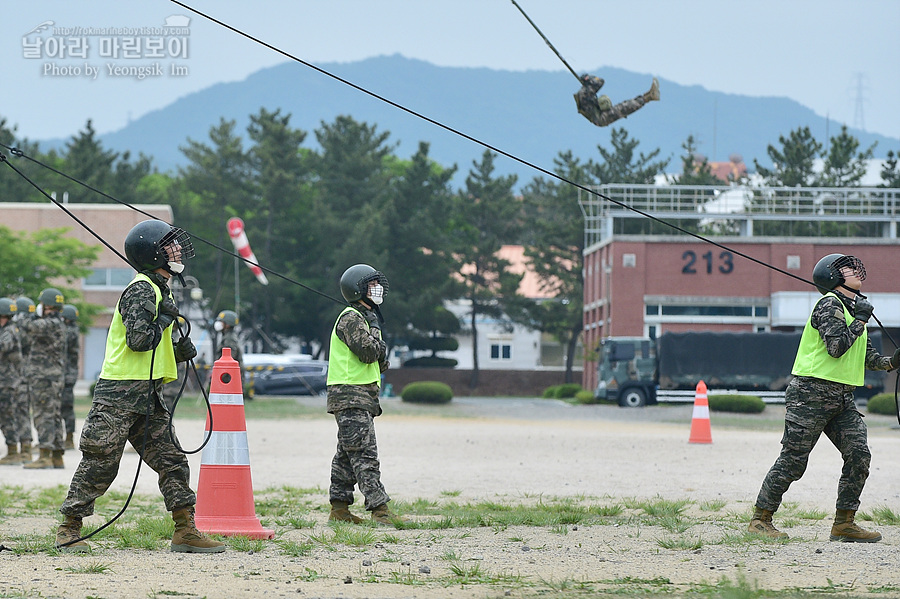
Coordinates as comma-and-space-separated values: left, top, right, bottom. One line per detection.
249, 359, 329, 396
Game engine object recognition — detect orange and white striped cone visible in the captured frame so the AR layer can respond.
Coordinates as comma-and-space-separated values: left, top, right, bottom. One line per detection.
688, 380, 713, 444
194, 348, 274, 539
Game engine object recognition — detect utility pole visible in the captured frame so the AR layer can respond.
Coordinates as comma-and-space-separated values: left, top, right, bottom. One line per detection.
852, 72, 867, 132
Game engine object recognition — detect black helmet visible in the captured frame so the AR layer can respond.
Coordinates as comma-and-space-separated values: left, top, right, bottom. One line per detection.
124, 220, 194, 274
812, 253, 866, 294
216, 309, 238, 327
39, 287, 64, 309
0, 298, 16, 317
15, 297, 35, 314
339, 264, 389, 303
61, 304, 79, 321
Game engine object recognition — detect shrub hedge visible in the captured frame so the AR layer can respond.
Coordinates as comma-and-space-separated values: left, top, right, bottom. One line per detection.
574, 389, 597, 404
867, 393, 897, 416
708, 394, 766, 413
402, 356, 458, 368
400, 381, 453, 404
542, 383, 584, 399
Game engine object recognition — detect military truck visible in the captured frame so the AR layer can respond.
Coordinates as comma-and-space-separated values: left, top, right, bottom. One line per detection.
594, 331, 885, 407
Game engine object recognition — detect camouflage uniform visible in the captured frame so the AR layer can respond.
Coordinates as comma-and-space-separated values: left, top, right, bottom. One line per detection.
755, 294, 894, 512
218, 328, 244, 384
574, 75, 653, 127
12, 312, 33, 445
328, 307, 390, 511
0, 318, 23, 445
61, 319, 79, 438
25, 312, 67, 451
60, 272, 196, 518
219, 329, 242, 368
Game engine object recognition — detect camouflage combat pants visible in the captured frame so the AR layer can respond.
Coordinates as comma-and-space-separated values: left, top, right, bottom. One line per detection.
330, 408, 389, 510
579, 96, 648, 127
755, 376, 870, 512
61, 381, 76, 436
0, 386, 21, 445
15, 378, 32, 443
60, 400, 195, 518
31, 376, 63, 451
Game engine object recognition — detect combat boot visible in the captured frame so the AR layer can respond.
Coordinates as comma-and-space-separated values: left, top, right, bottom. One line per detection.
171, 506, 226, 553
329, 500, 364, 524
20, 442, 32, 459
748, 507, 788, 539
0, 444, 21, 465
65, 432, 75, 450
56, 516, 90, 553
642, 77, 660, 102
23, 448, 54, 469
371, 503, 409, 527
52, 450, 64, 469
830, 508, 882, 542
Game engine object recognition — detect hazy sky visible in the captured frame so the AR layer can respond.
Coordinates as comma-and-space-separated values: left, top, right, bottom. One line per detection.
2, 0, 898, 143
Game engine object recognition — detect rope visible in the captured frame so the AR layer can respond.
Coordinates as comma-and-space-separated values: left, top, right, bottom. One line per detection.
509, 0, 581, 82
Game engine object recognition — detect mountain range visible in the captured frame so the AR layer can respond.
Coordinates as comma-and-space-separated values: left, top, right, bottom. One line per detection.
45, 55, 900, 187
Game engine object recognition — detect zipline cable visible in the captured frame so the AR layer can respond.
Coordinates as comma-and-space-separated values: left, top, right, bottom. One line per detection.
1, 5, 895, 421
509, 0, 581, 82
165, 0, 824, 293
165, 0, 900, 422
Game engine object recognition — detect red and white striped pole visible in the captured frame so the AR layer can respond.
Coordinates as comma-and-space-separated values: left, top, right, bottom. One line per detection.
227, 217, 268, 285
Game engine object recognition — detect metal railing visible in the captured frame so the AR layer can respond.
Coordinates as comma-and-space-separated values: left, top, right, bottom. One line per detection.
579, 184, 900, 247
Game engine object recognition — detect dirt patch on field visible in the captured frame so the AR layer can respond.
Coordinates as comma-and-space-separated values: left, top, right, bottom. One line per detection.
3, 398, 900, 598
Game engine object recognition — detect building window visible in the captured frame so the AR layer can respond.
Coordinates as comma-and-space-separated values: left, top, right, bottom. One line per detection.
83, 267, 134, 289
622, 253, 636, 267
490, 343, 512, 360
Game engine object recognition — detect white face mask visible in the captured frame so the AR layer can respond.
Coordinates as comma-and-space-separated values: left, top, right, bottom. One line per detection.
214, 320, 224, 332
368, 283, 384, 305
35, 304, 43, 317
165, 242, 185, 273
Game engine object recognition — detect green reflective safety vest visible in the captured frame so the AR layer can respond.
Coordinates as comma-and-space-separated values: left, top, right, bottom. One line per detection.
326, 306, 380, 386
791, 292, 866, 386
100, 272, 177, 383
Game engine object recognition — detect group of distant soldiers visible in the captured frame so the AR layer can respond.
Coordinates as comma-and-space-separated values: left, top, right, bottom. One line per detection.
0, 288, 80, 469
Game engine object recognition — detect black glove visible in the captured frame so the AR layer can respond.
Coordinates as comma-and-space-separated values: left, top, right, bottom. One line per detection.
891, 347, 900, 370
854, 298, 874, 323
174, 336, 197, 362
156, 297, 180, 330
364, 309, 381, 331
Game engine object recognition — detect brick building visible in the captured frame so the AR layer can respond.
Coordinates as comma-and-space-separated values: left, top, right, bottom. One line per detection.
579, 185, 900, 392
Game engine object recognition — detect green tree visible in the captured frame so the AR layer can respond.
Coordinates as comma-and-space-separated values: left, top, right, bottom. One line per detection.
816, 125, 876, 187
591, 127, 669, 184
589, 128, 670, 235
450, 151, 522, 388
674, 135, 720, 186
381, 142, 461, 357
243, 108, 309, 350
0, 226, 100, 307
62, 119, 119, 202
0, 117, 49, 203
303, 116, 398, 357
514, 151, 591, 382
880, 150, 900, 188
754, 126, 822, 187
177, 118, 253, 322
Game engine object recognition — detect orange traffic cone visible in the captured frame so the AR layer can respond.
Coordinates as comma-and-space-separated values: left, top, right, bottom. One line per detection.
688, 380, 712, 444
194, 348, 274, 539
